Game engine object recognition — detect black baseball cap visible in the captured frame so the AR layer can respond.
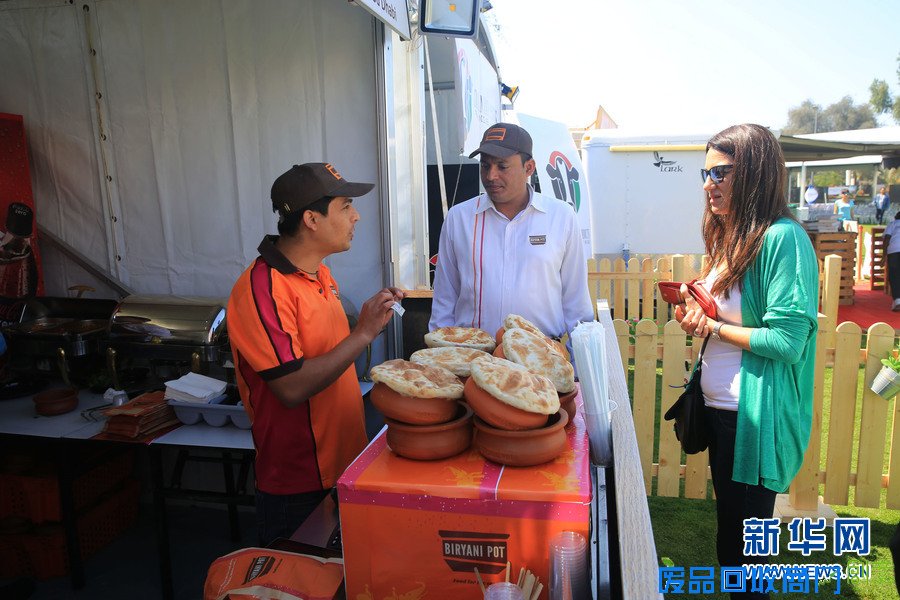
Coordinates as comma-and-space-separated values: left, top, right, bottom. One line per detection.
468, 123, 533, 159
271, 163, 374, 214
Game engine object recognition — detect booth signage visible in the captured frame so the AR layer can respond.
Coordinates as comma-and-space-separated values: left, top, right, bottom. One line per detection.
355, 0, 412, 40
517, 113, 595, 258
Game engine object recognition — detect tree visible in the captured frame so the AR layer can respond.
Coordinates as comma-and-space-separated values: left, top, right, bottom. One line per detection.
783, 100, 824, 134
812, 171, 842, 187
896, 52, 900, 123
822, 96, 876, 131
870, 79, 893, 113
783, 97, 875, 134
868, 51, 900, 124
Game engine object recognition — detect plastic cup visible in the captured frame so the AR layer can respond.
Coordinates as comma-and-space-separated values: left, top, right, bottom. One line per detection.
485, 581, 525, 600
549, 531, 589, 600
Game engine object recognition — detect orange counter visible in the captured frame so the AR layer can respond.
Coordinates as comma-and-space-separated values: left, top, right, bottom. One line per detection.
337, 399, 592, 600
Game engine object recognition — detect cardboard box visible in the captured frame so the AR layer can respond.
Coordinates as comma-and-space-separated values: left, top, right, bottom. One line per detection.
338, 405, 592, 600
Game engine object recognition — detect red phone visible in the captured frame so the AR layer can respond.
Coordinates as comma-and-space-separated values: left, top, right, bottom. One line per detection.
657, 281, 685, 305
657, 281, 718, 319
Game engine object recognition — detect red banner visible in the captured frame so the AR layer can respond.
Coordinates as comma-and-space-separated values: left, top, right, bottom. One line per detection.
0, 113, 44, 324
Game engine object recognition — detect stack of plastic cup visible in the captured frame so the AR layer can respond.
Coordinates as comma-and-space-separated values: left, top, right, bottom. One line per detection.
549, 531, 589, 600
485, 582, 525, 600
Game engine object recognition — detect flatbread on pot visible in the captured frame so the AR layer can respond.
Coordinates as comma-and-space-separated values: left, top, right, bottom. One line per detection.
424, 326, 496, 352
370, 359, 464, 399
501, 328, 575, 394
503, 314, 545, 338
469, 356, 559, 415
409, 346, 491, 377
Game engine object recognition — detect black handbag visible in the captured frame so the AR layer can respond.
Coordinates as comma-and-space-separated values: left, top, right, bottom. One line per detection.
663, 338, 710, 454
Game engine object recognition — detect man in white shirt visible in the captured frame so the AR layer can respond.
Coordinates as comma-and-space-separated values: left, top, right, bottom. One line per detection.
429, 122, 594, 341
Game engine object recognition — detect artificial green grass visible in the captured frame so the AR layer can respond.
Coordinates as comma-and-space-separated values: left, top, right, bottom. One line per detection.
642, 364, 900, 598
651, 494, 898, 598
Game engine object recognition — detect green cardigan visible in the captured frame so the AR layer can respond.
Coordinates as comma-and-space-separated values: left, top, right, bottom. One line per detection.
736, 217, 819, 493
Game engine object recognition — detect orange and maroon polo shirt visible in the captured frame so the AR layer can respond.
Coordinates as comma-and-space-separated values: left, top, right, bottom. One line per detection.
226, 235, 367, 495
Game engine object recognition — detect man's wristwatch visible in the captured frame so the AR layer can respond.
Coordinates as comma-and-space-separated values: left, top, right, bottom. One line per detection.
711, 322, 725, 340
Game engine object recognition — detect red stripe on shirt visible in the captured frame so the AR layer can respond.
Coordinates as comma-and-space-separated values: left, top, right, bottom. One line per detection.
477, 212, 486, 328
236, 349, 323, 494
249, 258, 297, 364
471, 200, 480, 327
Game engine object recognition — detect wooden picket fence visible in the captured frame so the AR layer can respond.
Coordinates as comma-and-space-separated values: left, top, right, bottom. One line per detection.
613, 314, 899, 511
587, 253, 841, 334
592, 253, 897, 511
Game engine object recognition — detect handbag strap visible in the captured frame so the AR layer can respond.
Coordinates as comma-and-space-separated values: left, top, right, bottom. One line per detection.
691, 337, 711, 375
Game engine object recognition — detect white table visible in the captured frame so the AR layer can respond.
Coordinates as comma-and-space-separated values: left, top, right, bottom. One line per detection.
0, 386, 254, 596
0, 389, 108, 438
151, 422, 252, 449
0, 387, 114, 589
148, 421, 255, 599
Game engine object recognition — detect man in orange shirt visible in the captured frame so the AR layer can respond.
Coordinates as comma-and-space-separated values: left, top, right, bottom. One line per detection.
227, 163, 403, 545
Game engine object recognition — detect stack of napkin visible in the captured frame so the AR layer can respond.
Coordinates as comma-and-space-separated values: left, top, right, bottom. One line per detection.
164, 373, 227, 403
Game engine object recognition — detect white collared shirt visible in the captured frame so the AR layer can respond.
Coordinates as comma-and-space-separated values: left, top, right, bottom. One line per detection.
429, 187, 594, 339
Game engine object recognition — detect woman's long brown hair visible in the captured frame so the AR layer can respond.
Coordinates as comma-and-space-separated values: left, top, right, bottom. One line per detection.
700, 124, 793, 297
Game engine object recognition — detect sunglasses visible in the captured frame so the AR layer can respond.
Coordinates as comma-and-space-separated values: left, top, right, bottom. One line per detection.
700, 165, 734, 184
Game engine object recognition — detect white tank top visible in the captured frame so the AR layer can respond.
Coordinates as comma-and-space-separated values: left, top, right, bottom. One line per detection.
699, 268, 742, 411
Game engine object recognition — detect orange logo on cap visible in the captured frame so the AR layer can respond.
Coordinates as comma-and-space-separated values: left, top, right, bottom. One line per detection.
325, 163, 342, 180
484, 127, 507, 141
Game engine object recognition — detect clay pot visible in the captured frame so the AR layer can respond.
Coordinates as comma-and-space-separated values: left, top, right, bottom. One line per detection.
474, 411, 569, 467
463, 377, 548, 431
385, 403, 473, 460
559, 390, 578, 424
370, 382, 458, 425
32, 387, 79, 416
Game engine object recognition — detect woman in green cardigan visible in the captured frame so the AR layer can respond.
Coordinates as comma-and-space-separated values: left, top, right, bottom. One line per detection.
675, 124, 819, 598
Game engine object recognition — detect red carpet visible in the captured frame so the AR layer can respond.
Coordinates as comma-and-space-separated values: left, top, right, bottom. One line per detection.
836, 282, 900, 331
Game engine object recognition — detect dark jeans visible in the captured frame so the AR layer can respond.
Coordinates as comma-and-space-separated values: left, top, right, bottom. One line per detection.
255, 487, 330, 547
889, 253, 900, 300
876, 208, 886, 224
706, 407, 778, 600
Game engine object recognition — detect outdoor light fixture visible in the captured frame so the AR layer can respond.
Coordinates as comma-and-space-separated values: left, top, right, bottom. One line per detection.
419, 0, 480, 38
501, 83, 519, 103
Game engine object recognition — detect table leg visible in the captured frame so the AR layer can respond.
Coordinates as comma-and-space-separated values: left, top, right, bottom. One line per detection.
222, 451, 241, 542
57, 442, 85, 589
151, 445, 174, 600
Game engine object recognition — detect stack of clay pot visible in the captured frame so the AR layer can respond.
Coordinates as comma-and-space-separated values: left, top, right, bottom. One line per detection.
369, 359, 472, 461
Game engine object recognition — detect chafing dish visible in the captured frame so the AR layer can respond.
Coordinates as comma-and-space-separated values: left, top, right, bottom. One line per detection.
1, 297, 118, 385
106, 295, 229, 375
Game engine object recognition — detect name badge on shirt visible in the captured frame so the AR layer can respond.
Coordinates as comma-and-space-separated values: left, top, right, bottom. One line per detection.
330, 285, 340, 298
529, 235, 547, 245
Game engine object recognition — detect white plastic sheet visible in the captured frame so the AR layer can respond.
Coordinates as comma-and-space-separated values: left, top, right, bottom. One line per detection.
571, 321, 614, 466
0, 0, 383, 303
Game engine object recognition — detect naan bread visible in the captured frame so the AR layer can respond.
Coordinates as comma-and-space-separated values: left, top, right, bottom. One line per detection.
502, 314, 567, 357
409, 346, 490, 377
424, 326, 496, 352
469, 356, 559, 415
370, 359, 464, 398
501, 328, 575, 394
503, 314, 545, 338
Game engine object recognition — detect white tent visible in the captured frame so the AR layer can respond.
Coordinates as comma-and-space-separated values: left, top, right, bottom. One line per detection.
1, 0, 502, 362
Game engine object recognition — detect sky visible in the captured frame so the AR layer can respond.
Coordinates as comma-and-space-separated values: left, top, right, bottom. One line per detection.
484, 0, 900, 133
